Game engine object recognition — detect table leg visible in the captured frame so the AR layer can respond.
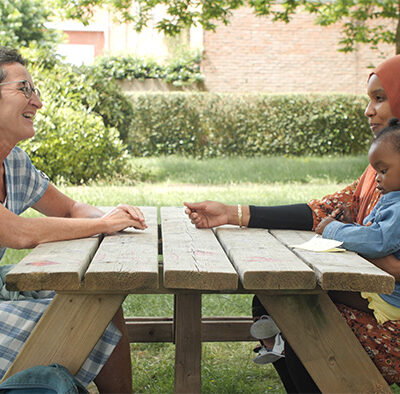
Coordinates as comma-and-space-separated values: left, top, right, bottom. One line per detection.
2, 292, 125, 382
174, 294, 202, 394
256, 292, 390, 393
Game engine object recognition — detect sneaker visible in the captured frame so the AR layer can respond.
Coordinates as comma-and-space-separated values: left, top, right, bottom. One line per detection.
250, 315, 280, 340
253, 333, 285, 365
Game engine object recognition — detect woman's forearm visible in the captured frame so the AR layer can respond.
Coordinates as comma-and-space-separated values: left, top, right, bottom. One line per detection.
248, 204, 314, 230
68, 202, 105, 218
225, 204, 251, 226
3, 215, 110, 249
0, 204, 144, 250
185, 201, 313, 230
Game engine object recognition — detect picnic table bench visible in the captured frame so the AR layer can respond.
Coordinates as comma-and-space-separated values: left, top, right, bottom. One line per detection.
2, 206, 396, 393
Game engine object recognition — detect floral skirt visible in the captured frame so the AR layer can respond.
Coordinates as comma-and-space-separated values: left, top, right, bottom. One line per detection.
336, 303, 400, 385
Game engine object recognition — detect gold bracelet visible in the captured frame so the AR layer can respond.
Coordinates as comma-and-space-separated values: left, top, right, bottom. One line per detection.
237, 204, 243, 228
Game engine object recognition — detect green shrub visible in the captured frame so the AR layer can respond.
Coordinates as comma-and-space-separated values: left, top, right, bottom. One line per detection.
20, 103, 129, 184
163, 50, 204, 87
95, 56, 163, 80
94, 50, 204, 86
18, 46, 132, 183
127, 93, 371, 157
24, 46, 135, 142
77, 64, 135, 141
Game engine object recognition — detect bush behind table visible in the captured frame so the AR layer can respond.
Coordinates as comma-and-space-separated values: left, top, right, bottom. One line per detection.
127, 92, 370, 157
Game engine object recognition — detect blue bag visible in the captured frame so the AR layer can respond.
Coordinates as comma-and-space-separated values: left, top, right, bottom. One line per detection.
0, 364, 88, 394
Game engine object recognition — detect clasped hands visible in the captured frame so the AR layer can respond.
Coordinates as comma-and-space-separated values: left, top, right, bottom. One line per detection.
101, 204, 147, 234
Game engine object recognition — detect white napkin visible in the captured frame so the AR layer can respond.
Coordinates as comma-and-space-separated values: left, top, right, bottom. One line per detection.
291, 234, 345, 252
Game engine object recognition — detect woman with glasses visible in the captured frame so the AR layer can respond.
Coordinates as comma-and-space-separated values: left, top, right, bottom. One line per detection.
0, 47, 145, 393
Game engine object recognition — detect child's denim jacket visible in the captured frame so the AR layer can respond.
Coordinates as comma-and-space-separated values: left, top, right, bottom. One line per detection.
323, 190, 400, 307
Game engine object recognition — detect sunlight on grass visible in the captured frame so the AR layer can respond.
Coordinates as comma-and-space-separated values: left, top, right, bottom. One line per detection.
131, 155, 368, 185
57, 182, 348, 208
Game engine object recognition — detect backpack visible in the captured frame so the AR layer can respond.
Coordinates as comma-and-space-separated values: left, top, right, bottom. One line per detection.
0, 364, 88, 394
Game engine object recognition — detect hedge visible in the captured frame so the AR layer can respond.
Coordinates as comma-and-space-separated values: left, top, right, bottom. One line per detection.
127, 93, 371, 157
94, 50, 204, 87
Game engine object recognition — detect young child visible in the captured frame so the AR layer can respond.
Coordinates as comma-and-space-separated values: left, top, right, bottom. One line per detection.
316, 117, 400, 324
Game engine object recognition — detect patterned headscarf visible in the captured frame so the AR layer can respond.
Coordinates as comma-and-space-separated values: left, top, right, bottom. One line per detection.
370, 55, 400, 119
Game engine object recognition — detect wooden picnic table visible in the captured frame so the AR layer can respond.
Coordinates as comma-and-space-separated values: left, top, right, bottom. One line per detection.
2, 206, 396, 393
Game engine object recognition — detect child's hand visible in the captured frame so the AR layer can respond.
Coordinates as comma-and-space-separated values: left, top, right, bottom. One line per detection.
315, 216, 336, 235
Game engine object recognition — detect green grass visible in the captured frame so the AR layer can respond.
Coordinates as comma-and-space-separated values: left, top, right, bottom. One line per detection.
131, 154, 368, 184
4, 154, 398, 393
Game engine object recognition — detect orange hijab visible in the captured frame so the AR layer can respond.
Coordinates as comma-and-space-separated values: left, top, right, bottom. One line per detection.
355, 56, 400, 222
370, 55, 400, 119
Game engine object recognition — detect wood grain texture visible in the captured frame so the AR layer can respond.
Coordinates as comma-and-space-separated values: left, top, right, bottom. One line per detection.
84, 207, 159, 291
5, 237, 100, 291
174, 294, 201, 394
216, 227, 316, 290
161, 207, 238, 290
1, 293, 125, 381
257, 292, 391, 393
271, 230, 395, 293
125, 316, 253, 342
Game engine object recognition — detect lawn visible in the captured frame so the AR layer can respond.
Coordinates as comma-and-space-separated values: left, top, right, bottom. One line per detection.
4, 154, 398, 393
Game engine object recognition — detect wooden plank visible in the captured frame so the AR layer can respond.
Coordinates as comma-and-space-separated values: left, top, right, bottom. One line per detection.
161, 207, 238, 290
174, 294, 202, 394
216, 227, 316, 290
84, 207, 159, 291
2, 293, 125, 381
257, 292, 390, 393
5, 237, 101, 291
271, 230, 395, 293
125, 316, 254, 342
126, 317, 174, 342
201, 317, 254, 342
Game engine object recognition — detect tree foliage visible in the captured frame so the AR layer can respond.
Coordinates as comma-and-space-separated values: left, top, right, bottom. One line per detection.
300, 0, 400, 54
0, 0, 61, 48
49, 0, 400, 54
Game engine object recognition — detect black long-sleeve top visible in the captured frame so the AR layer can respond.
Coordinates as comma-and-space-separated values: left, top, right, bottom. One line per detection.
248, 204, 314, 230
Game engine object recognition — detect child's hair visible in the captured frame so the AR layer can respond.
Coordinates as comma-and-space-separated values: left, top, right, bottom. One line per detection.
372, 118, 400, 153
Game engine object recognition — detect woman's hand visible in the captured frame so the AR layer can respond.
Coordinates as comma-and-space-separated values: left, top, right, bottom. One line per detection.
331, 205, 354, 223
184, 201, 231, 228
315, 216, 335, 235
101, 204, 147, 233
316, 204, 354, 234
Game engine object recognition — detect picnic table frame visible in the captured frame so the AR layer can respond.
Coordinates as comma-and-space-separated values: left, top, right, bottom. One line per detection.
2, 207, 396, 393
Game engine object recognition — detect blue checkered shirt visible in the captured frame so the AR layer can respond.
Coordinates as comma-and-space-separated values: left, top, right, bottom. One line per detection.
0, 147, 49, 261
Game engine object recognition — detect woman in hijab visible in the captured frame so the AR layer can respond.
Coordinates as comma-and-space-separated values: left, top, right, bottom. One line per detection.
185, 55, 400, 391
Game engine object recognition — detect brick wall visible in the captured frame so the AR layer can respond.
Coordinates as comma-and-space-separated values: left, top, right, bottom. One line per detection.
202, 6, 394, 94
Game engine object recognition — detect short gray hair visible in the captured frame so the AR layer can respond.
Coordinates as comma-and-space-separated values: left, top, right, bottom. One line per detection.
0, 47, 26, 83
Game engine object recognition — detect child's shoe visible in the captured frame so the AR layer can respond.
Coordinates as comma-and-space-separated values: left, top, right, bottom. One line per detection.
250, 315, 280, 340
253, 333, 285, 364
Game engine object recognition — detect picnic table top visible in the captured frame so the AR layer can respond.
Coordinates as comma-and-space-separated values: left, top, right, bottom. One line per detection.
5, 206, 395, 295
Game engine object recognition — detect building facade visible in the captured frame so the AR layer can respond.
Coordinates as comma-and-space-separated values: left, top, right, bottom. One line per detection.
54, 6, 395, 94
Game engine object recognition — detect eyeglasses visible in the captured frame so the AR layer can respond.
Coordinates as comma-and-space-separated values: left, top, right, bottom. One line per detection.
0, 80, 41, 99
